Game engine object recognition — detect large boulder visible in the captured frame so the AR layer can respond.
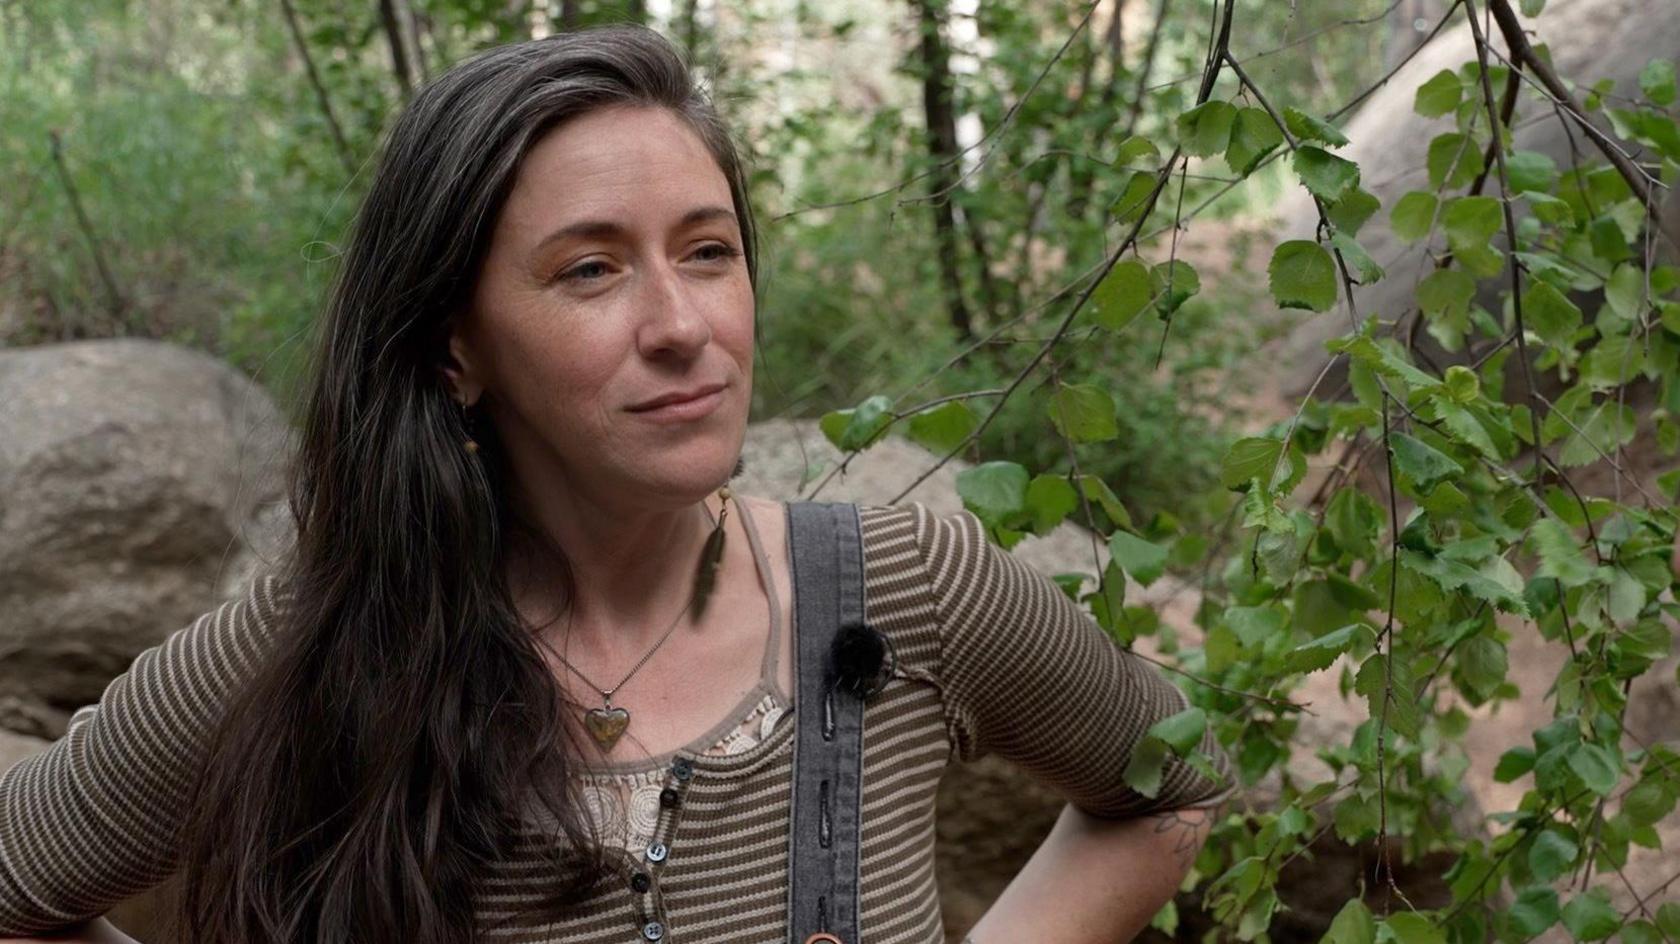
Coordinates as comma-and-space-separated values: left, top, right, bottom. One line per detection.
0, 339, 293, 731
1267, 0, 1680, 400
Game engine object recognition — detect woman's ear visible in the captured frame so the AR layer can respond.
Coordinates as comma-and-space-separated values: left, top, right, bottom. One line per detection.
440, 320, 486, 407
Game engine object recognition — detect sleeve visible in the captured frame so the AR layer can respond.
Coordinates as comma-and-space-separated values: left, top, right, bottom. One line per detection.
911, 503, 1234, 819
0, 574, 289, 934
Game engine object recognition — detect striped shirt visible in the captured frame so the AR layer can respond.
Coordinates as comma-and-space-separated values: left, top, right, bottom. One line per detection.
0, 501, 1232, 940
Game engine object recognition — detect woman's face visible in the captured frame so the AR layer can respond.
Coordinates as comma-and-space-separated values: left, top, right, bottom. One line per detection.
446, 104, 754, 511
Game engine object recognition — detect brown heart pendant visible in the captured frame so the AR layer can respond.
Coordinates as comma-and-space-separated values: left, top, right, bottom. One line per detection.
584, 706, 630, 751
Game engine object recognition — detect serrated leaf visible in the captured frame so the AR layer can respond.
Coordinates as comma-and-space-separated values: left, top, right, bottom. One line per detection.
1111, 170, 1158, 222
1524, 280, 1582, 352
1528, 828, 1579, 882
1391, 191, 1439, 243
1330, 232, 1383, 284
1222, 436, 1283, 490
1355, 653, 1420, 740
1294, 146, 1361, 201
1561, 889, 1618, 941
905, 399, 976, 454
1147, 707, 1206, 754
1493, 746, 1535, 782
1109, 529, 1168, 587
1327, 188, 1381, 236
1090, 259, 1154, 332
1225, 106, 1284, 176
1641, 58, 1677, 106
1284, 107, 1349, 147
1531, 518, 1594, 586
1418, 268, 1476, 320
1177, 101, 1237, 158
1414, 69, 1463, 117
1567, 742, 1620, 795
955, 461, 1029, 526
1150, 259, 1201, 316
1287, 623, 1372, 673
1443, 196, 1502, 256
1382, 911, 1445, 944
1324, 899, 1376, 944
1428, 132, 1484, 189
1391, 432, 1464, 492
1024, 473, 1079, 534
1269, 240, 1339, 312
1508, 150, 1558, 193
1122, 734, 1168, 798
1508, 886, 1560, 938
1048, 383, 1119, 443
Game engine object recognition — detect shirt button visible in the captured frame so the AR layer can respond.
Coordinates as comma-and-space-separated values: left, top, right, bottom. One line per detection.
641, 920, 665, 941
629, 871, 652, 893
645, 840, 668, 863
671, 758, 693, 781
659, 787, 681, 809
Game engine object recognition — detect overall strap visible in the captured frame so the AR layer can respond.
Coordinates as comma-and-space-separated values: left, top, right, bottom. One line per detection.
785, 501, 867, 944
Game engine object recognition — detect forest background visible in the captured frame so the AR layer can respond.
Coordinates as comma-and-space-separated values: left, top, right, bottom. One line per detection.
3, 0, 1679, 941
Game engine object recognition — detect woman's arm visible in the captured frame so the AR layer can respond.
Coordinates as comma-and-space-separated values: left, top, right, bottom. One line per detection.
0, 915, 142, 944
963, 801, 1217, 943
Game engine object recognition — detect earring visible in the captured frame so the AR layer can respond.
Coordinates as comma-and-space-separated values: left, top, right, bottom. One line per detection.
457, 396, 480, 454
690, 485, 730, 621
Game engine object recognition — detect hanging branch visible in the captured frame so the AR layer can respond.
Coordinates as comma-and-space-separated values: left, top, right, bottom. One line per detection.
278, 0, 355, 176
1484, 0, 1661, 218
47, 131, 124, 326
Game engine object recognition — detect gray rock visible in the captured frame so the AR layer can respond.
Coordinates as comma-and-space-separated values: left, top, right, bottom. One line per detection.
0, 339, 293, 727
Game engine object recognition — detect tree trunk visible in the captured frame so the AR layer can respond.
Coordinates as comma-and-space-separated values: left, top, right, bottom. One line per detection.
916, 0, 974, 341
560, 0, 581, 30
277, 0, 356, 176
378, 0, 414, 101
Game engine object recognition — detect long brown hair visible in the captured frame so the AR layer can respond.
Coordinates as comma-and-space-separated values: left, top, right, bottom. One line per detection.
170, 25, 759, 941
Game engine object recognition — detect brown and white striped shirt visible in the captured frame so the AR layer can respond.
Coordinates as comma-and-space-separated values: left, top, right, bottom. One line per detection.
0, 502, 1231, 941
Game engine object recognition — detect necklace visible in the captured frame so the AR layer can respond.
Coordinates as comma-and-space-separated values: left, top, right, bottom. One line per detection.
555, 492, 729, 753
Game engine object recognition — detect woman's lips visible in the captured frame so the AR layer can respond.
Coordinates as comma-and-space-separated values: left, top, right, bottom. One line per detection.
628, 386, 724, 423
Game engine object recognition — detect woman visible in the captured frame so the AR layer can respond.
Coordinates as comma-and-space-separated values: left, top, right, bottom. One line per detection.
0, 24, 1230, 943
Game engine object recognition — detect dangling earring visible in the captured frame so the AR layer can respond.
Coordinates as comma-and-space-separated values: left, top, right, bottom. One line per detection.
458, 397, 480, 454
690, 485, 730, 621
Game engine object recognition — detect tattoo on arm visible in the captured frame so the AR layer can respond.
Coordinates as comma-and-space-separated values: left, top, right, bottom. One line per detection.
1147, 803, 1219, 870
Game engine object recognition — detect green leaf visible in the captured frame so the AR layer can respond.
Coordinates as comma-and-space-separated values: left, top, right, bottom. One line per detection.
822, 395, 895, 452
1428, 132, 1484, 189
1284, 107, 1349, 147
1457, 635, 1508, 699
1402, 549, 1530, 615
1079, 474, 1133, 529
1623, 777, 1678, 827
1443, 365, 1479, 403
955, 461, 1029, 526
1391, 191, 1439, 243
1528, 828, 1579, 882
1561, 889, 1619, 942
1113, 134, 1162, 168
1531, 518, 1594, 586
1178, 101, 1238, 158
1356, 653, 1420, 740
1382, 911, 1445, 944
1417, 268, 1476, 320
1493, 746, 1535, 782
1567, 742, 1620, 795
1524, 281, 1582, 352
1150, 260, 1201, 316
1414, 69, 1463, 117
1111, 170, 1158, 223
1025, 474, 1079, 534
905, 400, 976, 454
1294, 146, 1361, 201
1122, 735, 1168, 798
1331, 232, 1383, 284
1225, 106, 1285, 176
1641, 58, 1677, 106
1147, 707, 1207, 754
1090, 259, 1154, 332
1048, 383, 1119, 443
1621, 921, 1663, 944
1604, 263, 1646, 324
1323, 899, 1376, 944
1226, 606, 1286, 648
1508, 886, 1561, 938
1269, 240, 1339, 312
1327, 188, 1381, 236
1443, 196, 1502, 255
1508, 150, 1558, 193
1519, 0, 1545, 14
1109, 529, 1169, 587
1287, 623, 1373, 673
1391, 432, 1464, 492
1222, 436, 1283, 490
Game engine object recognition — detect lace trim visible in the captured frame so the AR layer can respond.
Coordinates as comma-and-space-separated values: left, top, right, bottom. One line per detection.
575, 690, 788, 856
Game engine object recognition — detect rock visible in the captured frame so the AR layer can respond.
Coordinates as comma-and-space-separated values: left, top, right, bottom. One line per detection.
0, 339, 293, 729
0, 728, 49, 773
1266, 0, 1680, 400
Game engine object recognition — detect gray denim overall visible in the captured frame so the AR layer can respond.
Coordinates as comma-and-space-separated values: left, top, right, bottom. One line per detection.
785, 502, 873, 944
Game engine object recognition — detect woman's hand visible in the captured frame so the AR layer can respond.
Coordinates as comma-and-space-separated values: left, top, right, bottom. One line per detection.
963, 801, 1218, 943
0, 917, 141, 944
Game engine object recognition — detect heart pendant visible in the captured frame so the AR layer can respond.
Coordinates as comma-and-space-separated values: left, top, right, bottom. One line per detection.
583, 706, 630, 751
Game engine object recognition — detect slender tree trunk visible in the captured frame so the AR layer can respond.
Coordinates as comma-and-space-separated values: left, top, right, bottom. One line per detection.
560, 0, 581, 29
624, 0, 646, 24
47, 131, 124, 328
681, 0, 700, 61
378, 0, 414, 101
916, 0, 974, 341
278, 0, 356, 176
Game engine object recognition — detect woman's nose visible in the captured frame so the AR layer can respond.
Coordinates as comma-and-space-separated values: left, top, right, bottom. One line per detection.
636, 262, 710, 357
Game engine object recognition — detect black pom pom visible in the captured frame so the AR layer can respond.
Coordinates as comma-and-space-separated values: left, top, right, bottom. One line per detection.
831, 621, 895, 699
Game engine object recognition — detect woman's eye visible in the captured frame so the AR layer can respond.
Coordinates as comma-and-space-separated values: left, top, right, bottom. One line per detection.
560, 259, 610, 282
693, 242, 741, 263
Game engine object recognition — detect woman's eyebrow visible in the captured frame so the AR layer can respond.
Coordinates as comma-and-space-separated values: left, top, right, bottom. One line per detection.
531, 205, 738, 255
